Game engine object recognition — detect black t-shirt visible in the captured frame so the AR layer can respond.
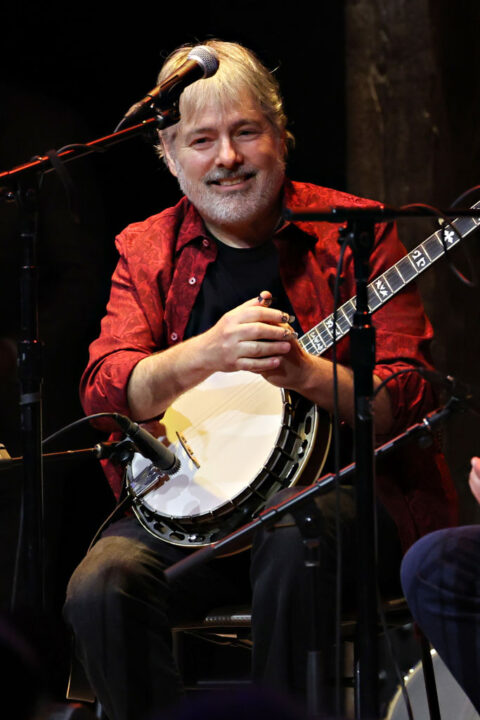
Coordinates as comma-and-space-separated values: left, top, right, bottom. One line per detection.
184, 237, 302, 339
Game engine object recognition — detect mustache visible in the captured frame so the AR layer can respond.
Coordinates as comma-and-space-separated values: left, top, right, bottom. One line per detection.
203, 167, 257, 184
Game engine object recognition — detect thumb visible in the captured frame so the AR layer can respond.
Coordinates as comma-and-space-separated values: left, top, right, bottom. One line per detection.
254, 290, 273, 307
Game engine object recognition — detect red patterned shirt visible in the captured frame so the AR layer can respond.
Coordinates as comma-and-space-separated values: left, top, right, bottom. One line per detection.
80, 179, 457, 550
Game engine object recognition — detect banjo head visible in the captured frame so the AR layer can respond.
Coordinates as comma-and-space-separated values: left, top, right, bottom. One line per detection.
126, 370, 330, 547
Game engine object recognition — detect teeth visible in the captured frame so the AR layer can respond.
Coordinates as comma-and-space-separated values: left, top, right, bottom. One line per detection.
217, 177, 245, 186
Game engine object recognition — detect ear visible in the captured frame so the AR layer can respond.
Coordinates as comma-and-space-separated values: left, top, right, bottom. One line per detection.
161, 133, 178, 178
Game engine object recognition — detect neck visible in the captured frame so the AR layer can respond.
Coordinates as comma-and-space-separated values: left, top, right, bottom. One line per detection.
203, 200, 283, 249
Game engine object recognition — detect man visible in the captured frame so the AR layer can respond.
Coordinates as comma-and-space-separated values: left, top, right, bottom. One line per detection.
64, 40, 457, 720
401, 456, 480, 713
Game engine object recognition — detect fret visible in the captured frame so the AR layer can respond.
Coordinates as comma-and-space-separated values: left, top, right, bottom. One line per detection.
396, 255, 417, 282
455, 216, 478, 234
437, 227, 461, 249
319, 325, 334, 346
324, 310, 350, 337
367, 285, 381, 311
302, 328, 326, 355
409, 247, 429, 272
342, 300, 356, 324
423, 234, 445, 262
384, 266, 404, 293
336, 307, 352, 333
299, 336, 312, 352
420, 239, 435, 261
371, 275, 393, 304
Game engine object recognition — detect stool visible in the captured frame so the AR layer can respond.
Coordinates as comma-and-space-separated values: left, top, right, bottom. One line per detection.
172, 598, 441, 719
67, 599, 441, 719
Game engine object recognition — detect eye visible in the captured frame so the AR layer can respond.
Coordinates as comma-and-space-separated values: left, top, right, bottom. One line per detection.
190, 136, 213, 148
238, 127, 259, 137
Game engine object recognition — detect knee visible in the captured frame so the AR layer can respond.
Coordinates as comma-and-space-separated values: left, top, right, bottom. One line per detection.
400, 527, 478, 618
401, 530, 446, 599
64, 535, 164, 629
250, 488, 341, 587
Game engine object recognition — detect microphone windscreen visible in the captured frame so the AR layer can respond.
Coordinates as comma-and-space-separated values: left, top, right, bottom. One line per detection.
187, 46, 219, 78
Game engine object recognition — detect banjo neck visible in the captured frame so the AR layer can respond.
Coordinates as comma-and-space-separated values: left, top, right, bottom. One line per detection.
299, 202, 480, 357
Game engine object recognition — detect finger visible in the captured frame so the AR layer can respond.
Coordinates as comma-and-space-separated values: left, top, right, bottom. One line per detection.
240, 339, 292, 359
239, 306, 296, 326
236, 354, 285, 372
236, 293, 295, 324
469, 457, 480, 485
239, 291, 273, 310
237, 322, 298, 342
256, 290, 273, 307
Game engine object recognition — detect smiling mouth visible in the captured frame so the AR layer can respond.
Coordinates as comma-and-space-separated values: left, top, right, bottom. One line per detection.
208, 172, 256, 187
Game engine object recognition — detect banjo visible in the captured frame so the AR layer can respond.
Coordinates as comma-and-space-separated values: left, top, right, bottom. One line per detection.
126, 204, 479, 547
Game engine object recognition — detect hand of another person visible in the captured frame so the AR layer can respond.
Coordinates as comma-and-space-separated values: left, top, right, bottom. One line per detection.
469, 456, 480, 505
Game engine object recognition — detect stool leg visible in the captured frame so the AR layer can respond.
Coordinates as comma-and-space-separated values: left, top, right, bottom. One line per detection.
418, 629, 441, 720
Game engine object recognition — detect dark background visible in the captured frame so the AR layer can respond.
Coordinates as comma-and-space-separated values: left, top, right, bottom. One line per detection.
1, 0, 480, 705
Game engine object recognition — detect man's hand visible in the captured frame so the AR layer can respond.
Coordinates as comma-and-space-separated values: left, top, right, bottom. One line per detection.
261, 330, 394, 435
201, 290, 294, 374
127, 290, 295, 421
469, 457, 480, 505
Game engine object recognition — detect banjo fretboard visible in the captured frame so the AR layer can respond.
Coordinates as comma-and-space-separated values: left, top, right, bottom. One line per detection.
299, 202, 480, 357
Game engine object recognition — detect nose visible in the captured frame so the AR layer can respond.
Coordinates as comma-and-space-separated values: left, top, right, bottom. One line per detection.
215, 135, 243, 168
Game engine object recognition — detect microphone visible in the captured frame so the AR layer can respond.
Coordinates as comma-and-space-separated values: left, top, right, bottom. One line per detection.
118, 45, 219, 128
113, 414, 180, 474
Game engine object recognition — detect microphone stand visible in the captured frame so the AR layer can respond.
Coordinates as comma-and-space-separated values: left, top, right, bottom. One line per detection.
0, 111, 176, 613
284, 202, 480, 720
342, 216, 378, 719
0, 441, 134, 474
164, 401, 460, 582
163, 401, 461, 720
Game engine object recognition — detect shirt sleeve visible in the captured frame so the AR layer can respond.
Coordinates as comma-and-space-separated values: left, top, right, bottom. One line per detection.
361, 221, 437, 435
79, 238, 164, 423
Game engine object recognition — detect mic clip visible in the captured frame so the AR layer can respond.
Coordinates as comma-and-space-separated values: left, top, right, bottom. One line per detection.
95, 439, 136, 465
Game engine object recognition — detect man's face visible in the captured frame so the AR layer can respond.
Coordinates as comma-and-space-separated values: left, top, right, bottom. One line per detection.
163, 92, 286, 233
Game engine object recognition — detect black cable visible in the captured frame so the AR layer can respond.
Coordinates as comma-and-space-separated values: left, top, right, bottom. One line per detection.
372, 367, 427, 398
42, 412, 115, 446
376, 588, 415, 720
9, 412, 118, 611
10, 487, 24, 614
450, 183, 480, 209
87, 494, 133, 553
401, 201, 476, 288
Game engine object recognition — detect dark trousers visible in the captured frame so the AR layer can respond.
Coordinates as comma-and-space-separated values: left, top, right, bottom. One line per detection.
64, 488, 402, 720
401, 525, 480, 713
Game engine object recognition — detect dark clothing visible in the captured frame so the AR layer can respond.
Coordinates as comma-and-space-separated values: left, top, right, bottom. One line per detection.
250, 487, 403, 701
65, 488, 403, 720
65, 517, 251, 719
401, 526, 480, 713
184, 236, 301, 338
66, 180, 457, 719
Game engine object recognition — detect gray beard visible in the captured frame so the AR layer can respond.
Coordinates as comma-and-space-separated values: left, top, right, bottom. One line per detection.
174, 161, 285, 227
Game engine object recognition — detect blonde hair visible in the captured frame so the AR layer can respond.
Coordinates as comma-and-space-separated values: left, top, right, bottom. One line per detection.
156, 39, 294, 158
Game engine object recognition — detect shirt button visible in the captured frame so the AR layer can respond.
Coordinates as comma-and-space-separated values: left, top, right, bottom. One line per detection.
170, 332, 178, 341
202, 238, 209, 247
188, 276, 196, 285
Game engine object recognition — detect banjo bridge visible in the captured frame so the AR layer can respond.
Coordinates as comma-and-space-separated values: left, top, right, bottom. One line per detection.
176, 430, 200, 468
